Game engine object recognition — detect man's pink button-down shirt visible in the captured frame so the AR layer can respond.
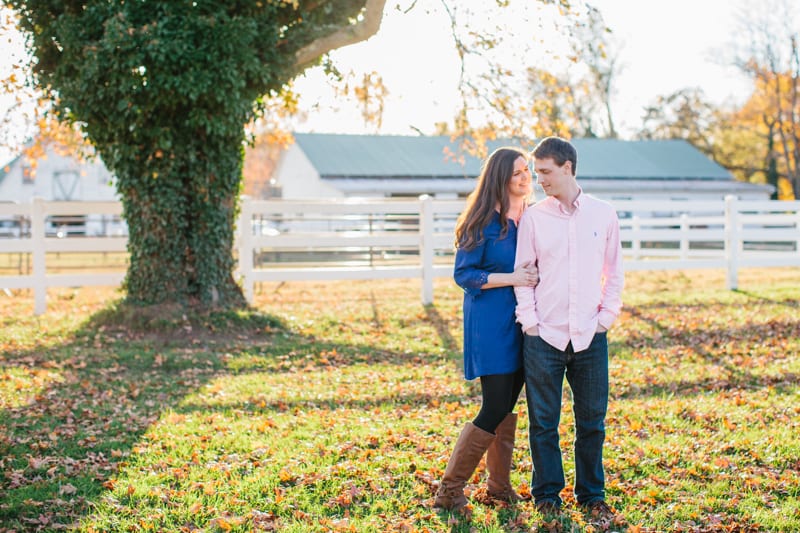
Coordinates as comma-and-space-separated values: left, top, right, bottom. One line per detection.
514, 191, 624, 352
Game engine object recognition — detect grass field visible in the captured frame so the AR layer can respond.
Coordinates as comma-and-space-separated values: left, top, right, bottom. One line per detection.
1, 268, 799, 532
0, 252, 129, 276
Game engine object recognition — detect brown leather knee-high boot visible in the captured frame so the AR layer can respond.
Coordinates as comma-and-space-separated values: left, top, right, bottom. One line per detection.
486, 412, 529, 502
433, 422, 496, 511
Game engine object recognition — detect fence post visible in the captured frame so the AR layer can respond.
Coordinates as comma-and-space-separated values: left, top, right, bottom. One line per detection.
796, 208, 800, 257
419, 195, 434, 305
31, 197, 47, 315
238, 197, 255, 304
632, 215, 641, 260
724, 195, 739, 290
680, 213, 689, 260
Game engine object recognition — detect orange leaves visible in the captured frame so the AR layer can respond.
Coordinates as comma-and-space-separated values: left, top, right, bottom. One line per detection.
164, 412, 186, 425
207, 515, 245, 531
253, 417, 277, 433
325, 483, 364, 510
277, 468, 296, 485
714, 457, 732, 469
722, 417, 737, 431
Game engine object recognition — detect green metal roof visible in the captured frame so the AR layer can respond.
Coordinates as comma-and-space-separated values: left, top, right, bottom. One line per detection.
292, 133, 734, 181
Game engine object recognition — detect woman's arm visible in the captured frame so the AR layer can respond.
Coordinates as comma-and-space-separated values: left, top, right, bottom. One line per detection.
454, 243, 490, 296
483, 262, 538, 289
455, 246, 539, 294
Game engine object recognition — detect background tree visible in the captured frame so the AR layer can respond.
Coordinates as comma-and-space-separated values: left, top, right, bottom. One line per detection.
433, 0, 621, 148
735, 56, 800, 199
1, 6, 92, 174
637, 87, 793, 200
730, 0, 799, 198
6, 0, 387, 308
637, 0, 799, 203
636, 88, 752, 180
564, 4, 621, 138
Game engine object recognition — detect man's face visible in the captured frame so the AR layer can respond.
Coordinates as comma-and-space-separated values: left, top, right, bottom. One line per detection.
533, 157, 572, 198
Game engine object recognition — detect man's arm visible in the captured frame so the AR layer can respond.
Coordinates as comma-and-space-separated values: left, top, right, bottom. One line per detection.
514, 211, 540, 334
597, 213, 624, 330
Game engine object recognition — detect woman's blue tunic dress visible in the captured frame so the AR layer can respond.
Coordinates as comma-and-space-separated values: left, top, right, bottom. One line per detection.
454, 211, 523, 380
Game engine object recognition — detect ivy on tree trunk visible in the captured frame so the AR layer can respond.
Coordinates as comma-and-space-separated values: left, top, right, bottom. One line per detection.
10, 0, 381, 307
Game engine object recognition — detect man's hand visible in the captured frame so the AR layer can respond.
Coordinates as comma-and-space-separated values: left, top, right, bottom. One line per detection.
525, 325, 539, 336
596, 324, 608, 333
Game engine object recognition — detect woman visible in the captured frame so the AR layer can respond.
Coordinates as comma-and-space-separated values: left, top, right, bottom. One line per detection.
434, 146, 538, 511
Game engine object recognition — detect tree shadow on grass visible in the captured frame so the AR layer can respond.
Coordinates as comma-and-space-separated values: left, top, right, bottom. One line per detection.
0, 306, 274, 530
614, 304, 800, 400
173, 389, 468, 417
733, 289, 800, 308
424, 304, 459, 353
0, 301, 471, 531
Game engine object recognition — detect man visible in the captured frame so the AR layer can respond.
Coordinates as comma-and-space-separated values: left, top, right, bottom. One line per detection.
513, 137, 624, 527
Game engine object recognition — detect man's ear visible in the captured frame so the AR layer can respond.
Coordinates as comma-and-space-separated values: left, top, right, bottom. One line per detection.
563, 160, 573, 175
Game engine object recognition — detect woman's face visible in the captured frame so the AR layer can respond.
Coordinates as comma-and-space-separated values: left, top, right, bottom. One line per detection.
507, 155, 533, 199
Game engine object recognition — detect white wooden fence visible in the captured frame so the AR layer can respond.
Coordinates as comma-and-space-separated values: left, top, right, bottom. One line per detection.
2, 196, 799, 315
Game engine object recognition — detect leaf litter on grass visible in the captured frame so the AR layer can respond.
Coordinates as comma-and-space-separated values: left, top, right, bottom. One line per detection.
1, 269, 799, 532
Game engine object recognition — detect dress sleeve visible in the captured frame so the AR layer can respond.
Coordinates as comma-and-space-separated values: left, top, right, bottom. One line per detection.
454, 241, 489, 296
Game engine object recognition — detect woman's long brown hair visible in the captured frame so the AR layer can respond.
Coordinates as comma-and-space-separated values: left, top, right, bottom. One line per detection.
455, 147, 529, 250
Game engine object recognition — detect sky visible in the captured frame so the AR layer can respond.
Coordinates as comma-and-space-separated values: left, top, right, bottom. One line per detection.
289, 0, 755, 139
0, 0, 762, 163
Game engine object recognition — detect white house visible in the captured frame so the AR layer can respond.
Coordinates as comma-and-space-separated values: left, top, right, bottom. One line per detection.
0, 145, 123, 236
273, 133, 775, 202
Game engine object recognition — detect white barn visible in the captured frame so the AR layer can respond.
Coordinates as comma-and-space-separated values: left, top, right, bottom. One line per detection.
273, 133, 775, 202
0, 146, 123, 236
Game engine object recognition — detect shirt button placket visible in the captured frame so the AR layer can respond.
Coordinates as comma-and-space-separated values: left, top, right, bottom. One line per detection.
568, 215, 578, 343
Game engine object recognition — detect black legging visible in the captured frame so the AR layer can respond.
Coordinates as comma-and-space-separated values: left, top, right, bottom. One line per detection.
472, 368, 525, 434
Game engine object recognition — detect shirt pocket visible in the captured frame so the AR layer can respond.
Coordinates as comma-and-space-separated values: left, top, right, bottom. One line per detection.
588, 228, 607, 260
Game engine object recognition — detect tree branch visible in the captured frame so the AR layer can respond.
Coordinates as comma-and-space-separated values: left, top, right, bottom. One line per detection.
294, 0, 387, 70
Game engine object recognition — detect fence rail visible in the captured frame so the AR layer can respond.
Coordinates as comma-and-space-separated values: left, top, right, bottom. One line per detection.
2, 196, 800, 314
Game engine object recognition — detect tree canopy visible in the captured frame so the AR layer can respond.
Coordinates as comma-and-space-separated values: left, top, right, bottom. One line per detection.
6, 0, 386, 307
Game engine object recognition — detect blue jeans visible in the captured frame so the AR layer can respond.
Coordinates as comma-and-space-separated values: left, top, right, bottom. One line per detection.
523, 332, 608, 506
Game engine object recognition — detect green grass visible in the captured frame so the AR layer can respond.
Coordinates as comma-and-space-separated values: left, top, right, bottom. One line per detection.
1, 269, 799, 532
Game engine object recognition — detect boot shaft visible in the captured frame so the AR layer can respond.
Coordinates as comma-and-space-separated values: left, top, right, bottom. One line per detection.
434, 422, 496, 510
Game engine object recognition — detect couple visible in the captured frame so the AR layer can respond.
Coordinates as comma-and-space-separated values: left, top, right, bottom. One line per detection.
433, 137, 625, 526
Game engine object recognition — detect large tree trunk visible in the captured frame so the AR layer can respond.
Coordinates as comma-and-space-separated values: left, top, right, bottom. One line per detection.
116, 128, 246, 307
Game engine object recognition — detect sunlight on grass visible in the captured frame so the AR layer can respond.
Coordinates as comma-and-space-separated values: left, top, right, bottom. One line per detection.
0, 365, 64, 408
2, 268, 800, 532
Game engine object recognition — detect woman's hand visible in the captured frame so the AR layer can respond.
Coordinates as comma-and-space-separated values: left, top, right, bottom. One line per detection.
510, 261, 539, 287
482, 262, 539, 289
